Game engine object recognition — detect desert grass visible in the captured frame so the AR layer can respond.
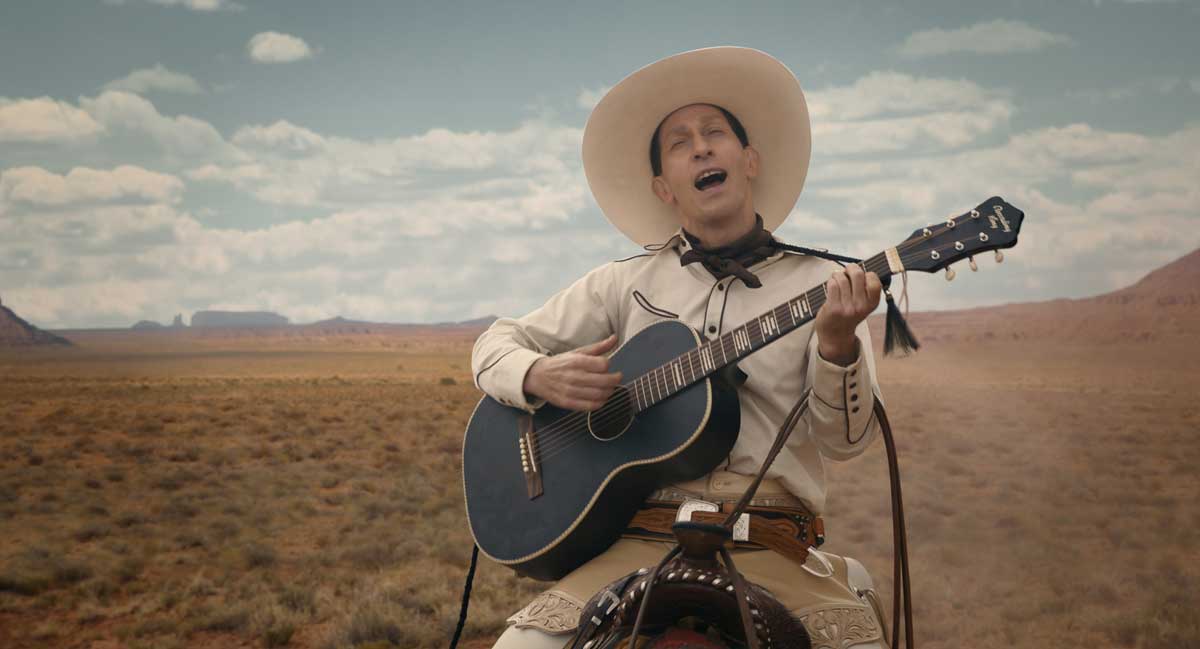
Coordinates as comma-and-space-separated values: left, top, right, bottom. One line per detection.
0, 331, 1197, 648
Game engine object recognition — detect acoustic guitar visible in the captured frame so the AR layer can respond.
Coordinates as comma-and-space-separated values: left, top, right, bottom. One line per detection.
462, 196, 1024, 580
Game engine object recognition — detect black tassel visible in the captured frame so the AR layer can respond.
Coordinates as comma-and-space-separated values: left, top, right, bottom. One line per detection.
883, 290, 919, 356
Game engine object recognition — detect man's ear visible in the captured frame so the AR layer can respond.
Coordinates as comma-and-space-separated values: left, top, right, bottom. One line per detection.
651, 176, 674, 205
744, 145, 761, 180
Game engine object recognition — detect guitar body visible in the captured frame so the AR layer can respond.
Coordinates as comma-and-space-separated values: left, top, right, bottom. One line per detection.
462, 319, 740, 581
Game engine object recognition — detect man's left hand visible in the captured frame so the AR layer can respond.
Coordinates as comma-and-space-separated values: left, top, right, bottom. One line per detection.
814, 264, 882, 366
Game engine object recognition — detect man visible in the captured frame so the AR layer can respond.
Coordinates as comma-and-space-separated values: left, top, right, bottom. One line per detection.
473, 47, 889, 648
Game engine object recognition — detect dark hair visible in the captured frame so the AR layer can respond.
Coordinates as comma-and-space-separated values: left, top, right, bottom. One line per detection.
649, 104, 750, 177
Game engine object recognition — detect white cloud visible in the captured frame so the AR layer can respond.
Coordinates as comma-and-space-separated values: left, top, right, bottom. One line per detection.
80, 90, 235, 158
807, 72, 1009, 121
232, 120, 325, 154
192, 118, 583, 209
1190, 78, 1200, 94
1, 165, 184, 206
577, 86, 611, 110
0, 96, 103, 142
806, 73, 1014, 154
103, 64, 204, 95
898, 19, 1074, 58
791, 121, 1200, 313
104, 0, 244, 12
247, 32, 314, 64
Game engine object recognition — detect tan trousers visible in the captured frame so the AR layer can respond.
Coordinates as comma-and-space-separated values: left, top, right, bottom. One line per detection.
492, 473, 890, 649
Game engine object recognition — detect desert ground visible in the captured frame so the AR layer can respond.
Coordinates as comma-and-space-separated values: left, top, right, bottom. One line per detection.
0, 325, 1197, 649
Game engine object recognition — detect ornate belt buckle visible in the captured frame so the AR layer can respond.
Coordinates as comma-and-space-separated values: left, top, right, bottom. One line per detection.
675, 498, 750, 542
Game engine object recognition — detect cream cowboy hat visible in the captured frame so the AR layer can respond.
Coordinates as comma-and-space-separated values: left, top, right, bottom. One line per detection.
582, 46, 811, 247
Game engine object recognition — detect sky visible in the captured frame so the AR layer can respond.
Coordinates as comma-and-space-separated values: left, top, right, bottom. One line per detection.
1, 0, 1197, 328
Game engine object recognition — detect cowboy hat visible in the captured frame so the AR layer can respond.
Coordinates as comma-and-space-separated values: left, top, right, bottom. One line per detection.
582, 46, 811, 247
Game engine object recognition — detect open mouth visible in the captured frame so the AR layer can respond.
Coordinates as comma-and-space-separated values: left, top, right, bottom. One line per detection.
694, 169, 727, 191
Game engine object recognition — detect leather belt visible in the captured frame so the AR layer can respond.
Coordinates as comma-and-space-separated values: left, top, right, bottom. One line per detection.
625, 497, 825, 567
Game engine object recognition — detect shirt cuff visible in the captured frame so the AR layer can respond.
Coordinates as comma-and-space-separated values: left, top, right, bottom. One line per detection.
483, 347, 549, 414
812, 337, 867, 414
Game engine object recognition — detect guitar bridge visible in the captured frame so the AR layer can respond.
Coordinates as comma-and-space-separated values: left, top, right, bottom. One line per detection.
518, 414, 543, 500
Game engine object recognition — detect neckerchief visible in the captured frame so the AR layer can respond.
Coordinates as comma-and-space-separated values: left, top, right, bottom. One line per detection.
679, 213, 778, 288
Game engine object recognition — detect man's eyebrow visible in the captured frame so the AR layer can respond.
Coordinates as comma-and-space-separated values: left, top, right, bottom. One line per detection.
663, 116, 725, 138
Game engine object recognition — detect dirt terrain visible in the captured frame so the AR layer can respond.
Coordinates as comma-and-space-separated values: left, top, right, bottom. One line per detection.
0, 252, 1196, 648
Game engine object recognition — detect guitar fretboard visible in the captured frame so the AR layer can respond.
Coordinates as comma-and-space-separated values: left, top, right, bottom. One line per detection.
627, 250, 890, 413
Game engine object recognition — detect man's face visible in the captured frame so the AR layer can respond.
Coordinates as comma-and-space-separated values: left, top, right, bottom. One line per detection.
651, 103, 758, 229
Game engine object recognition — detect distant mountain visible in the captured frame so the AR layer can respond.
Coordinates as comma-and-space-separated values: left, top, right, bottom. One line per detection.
0, 298, 72, 347
870, 248, 1200, 344
449, 315, 498, 328
131, 320, 165, 330
191, 310, 289, 328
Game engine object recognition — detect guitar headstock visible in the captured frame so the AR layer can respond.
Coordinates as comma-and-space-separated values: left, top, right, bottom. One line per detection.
898, 197, 1024, 274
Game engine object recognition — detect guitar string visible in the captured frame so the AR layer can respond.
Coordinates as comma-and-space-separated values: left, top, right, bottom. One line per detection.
530, 236, 989, 462
528, 250, 910, 459
528, 234, 958, 459
523, 217, 997, 458
531, 255, 885, 460
525, 246, 924, 457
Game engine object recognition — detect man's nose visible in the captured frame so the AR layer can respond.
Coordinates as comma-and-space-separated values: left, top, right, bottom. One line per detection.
691, 135, 713, 159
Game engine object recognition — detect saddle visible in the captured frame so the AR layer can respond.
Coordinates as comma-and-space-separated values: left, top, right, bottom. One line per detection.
565, 521, 811, 649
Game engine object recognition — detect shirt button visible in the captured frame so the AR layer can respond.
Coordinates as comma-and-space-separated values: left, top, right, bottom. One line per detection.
708, 325, 717, 334
850, 394, 858, 402
849, 369, 857, 377
717, 284, 724, 291
852, 406, 860, 414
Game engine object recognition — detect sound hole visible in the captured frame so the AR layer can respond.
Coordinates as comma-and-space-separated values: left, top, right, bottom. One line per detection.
587, 386, 635, 442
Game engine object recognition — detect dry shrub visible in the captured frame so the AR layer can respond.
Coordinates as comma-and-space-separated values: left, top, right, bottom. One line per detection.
0, 547, 92, 595
242, 542, 278, 569
254, 603, 301, 648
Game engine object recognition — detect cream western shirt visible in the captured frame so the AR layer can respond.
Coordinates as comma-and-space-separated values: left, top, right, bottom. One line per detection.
471, 227, 881, 514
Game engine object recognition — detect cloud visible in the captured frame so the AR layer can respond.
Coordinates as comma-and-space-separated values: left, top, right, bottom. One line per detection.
577, 86, 611, 110
103, 64, 204, 95
898, 19, 1074, 58
80, 90, 235, 158
1, 165, 183, 206
231, 120, 325, 155
787, 121, 1200, 312
104, 0, 244, 12
192, 118, 583, 209
0, 96, 103, 142
806, 72, 1014, 154
247, 32, 314, 64
5, 69, 1194, 328
1191, 78, 1200, 94
0, 112, 617, 328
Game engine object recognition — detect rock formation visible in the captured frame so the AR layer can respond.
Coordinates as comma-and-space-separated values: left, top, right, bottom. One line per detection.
0, 298, 72, 347
190, 310, 289, 328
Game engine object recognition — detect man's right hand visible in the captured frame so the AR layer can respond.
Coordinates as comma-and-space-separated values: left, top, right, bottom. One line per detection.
522, 334, 623, 412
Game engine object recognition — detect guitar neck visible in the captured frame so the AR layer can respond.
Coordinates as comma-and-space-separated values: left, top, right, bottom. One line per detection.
627, 250, 892, 413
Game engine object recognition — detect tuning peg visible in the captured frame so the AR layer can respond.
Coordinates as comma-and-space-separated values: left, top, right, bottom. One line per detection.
994, 250, 1004, 263
945, 267, 956, 281
968, 256, 978, 272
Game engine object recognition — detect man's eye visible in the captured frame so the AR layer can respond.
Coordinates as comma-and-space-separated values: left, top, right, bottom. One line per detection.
670, 140, 684, 149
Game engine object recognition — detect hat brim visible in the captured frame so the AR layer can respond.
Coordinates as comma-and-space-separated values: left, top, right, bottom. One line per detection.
582, 47, 811, 247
